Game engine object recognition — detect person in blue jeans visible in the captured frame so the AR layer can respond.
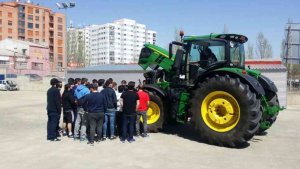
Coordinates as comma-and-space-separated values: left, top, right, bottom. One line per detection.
120, 81, 139, 143
101, 78, 118, 140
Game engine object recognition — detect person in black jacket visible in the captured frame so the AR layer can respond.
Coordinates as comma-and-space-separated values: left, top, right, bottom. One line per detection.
80, 84, 106, 146
62, 84, 77, 137
120, 81, 139, 143
46, 78, 62, 141
101, 78, 118, 140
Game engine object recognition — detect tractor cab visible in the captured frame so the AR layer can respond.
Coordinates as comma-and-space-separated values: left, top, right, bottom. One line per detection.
170, 34, 248, 82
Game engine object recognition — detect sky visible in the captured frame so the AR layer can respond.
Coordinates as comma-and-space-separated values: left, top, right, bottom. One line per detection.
31, 0, 300, 58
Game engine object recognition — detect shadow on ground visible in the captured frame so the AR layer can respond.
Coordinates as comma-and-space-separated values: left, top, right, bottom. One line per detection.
159, 123, 250, 149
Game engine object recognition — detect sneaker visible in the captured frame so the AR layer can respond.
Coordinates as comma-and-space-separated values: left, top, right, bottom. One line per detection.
68, 134, 73, 138
87, 141, 94, 146
62, 132, 67, 136
49, 138, 61, 142
120, 139, 126, 143
142, 133, 149, 138
128, 138, 136, 143
101, 137, 107, 141
110, 136, 117, 140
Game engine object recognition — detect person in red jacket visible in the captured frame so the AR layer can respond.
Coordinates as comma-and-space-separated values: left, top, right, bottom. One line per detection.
136, 85, 150, 137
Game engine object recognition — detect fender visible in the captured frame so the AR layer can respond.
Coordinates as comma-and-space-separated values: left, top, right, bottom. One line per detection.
195, 70, 266, 96
143, 84, 167, 98
258, 74, 278, 93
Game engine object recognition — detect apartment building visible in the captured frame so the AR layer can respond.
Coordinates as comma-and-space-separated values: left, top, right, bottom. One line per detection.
87, 19, 156, 66
67, 27, 85, 68
0, 1, 66, 74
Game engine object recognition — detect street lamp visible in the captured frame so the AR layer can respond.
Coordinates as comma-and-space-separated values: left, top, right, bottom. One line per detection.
56, 2, 75, 79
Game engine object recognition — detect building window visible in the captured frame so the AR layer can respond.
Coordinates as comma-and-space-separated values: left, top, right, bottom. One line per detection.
8, 12, 12, 18
0, 19, 2, 25
57, 25, 63, 31
8, 28, 13, 34
35, 31, 39, 36
28, 23, 33, 29
35, 9, 39, 14
35, 16, 39, 21
0, 11, 2, 17
35, 39, 39, 43
58, 17, 63, 23
57, 32, 63, 37
8, 36, 12, 39
28, 15, 33, 21
57, 62, 63, 68
18, 13, 25, 20
35, 24, 39, 28
8, 20, 12, 26
28, 38, 33, 42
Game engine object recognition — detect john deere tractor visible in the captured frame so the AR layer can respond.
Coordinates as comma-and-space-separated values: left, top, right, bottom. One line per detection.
138, 33, 282, 147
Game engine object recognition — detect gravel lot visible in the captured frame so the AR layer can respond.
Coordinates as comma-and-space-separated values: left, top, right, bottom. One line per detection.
0, 91, 299, 169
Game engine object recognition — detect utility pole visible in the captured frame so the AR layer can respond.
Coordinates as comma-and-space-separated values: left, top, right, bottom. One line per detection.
56, 2, 75, 79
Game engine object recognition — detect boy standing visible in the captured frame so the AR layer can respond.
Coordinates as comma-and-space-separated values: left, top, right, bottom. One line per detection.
120, 81, 139, 143
136, 85, 150, 137
81, 84, 106, 146
46, 78, 61, 141
102, 79, 117, 140
62, 84, 76, 137
74, 78, 90, 141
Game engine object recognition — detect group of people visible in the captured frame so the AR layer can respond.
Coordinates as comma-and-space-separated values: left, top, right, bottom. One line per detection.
46, 77, 150, 146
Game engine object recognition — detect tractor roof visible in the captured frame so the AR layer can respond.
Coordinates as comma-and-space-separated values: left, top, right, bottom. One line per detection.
183, 34, 248, 43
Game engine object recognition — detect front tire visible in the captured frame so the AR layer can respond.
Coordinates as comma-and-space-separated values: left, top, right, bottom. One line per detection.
146, 93, 164, 132
190, 75, 261, 147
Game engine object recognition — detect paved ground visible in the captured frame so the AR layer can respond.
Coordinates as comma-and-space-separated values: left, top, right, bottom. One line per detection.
0, 91, 299, 169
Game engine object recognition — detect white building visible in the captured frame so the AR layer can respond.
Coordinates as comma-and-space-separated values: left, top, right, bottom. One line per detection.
86, 19, 156, 66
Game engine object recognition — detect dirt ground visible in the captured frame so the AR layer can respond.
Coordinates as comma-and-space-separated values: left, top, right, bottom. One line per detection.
0, 91, 299, 169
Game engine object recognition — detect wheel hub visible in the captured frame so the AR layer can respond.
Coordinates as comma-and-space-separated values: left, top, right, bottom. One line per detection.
201, 91, 240, 132
146, 101, 160, 124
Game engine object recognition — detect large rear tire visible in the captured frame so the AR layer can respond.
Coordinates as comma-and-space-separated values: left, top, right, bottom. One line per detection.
146, 93, 164, 132
190, 75, 261, 147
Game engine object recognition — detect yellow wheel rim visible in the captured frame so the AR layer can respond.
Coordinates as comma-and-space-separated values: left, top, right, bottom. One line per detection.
146, 101, 160, 124
201, 91, 240, 132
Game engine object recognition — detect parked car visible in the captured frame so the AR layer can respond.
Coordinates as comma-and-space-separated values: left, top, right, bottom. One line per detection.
0, 80, 18, 91
24, 74, 43, 81
6, 80, 19, 91
0, 80, 8, 91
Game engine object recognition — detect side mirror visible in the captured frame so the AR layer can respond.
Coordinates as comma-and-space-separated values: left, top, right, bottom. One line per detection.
173, 49, 184, 74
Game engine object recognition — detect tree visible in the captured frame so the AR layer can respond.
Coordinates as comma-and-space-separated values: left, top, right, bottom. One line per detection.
246, 43, 254, 59
255, 32, 273, 59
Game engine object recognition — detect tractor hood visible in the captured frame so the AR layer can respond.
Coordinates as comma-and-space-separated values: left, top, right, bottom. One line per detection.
138, 44, 174, 71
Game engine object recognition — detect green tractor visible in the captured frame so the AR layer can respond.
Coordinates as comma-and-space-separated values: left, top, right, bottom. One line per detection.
138, 33, 282, 147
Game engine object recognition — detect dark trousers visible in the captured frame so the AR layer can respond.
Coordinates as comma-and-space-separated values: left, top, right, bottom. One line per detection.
121, 114, 135, 140
88, 113, 104, 143
47, 112, 59, 140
